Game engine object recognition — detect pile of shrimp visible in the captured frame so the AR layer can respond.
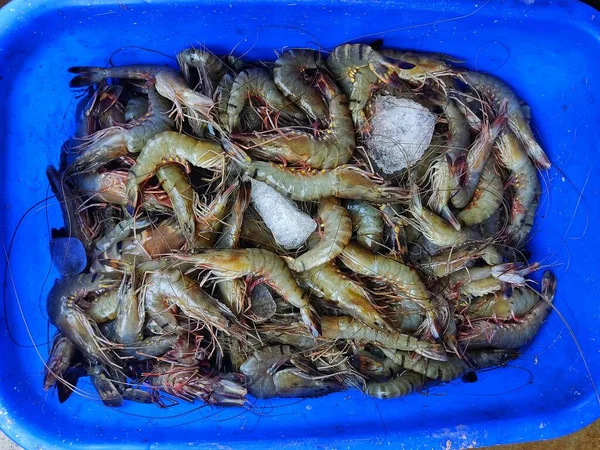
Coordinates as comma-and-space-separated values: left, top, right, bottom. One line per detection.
43, 42, 555, 406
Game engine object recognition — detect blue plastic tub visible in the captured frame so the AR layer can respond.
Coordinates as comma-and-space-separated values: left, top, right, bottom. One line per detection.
0, 0, 599, 448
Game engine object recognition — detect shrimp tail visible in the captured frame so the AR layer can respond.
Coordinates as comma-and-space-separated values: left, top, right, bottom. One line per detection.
369, 57, 415, 87
68, 66, 108, 87
415, 341, 447, 362
300, 304, 322, 338
541, 270, 557, 300
221, 139, 252, 167
89, 368, 123, 407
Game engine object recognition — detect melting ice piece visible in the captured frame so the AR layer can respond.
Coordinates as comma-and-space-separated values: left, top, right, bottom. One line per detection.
50, 237, 87, 275
249, 178, 317, 250
366, 97, 436, 175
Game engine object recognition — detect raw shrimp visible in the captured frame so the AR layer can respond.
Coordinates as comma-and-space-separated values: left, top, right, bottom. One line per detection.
460, 71, 551, 169
227, 68, 305, 131
273, 49, 328, 122
456, 159, 503, 227
450, 108, 507, 209
75, 170, 129, 205
237, 72, 355, 169
327, 43, 415, 132
86, 290, 118, 323
216, 73, 235, 130
68, 64, 214, 128
216, 183, 251, 316
177, 47, 227, 96
321, 316, 446, 361
67, 87, 174, 174
296, 260, 392, 331
459, 271, 556, 348
125, 97, 149, 122
286, 197, 352, 272
47, 274, 120, 367
344, 200, 384, 252
121, 218, 186, 261
366, 370, 427, 399
155, 164, 196, 247
43, 333, 77, 391
145, 363, 247, 405
382, 348, 518, 382
194, 183, 237, 249
380, 49, 458, 87
425, 154, 461, 230
418, 245, 503, 277
126, 131, 224, 210
339, 243, 438, 333
226, 143, 409, 203
114, 271, 144, 345
81, 84, 124, 136
174, 249, 322, 337
496, 131, 541, 245
142, 269, 239, 336
93, 216, 152, 256
466, 287, 541, 320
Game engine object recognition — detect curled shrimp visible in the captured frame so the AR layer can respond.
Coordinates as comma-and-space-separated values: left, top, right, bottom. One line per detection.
327, 43, 415, 132
225, 143, 409, 203
68, 64, 213, 129
235, 72, 355, 169
142, 269, 240, 336
380, 49, 459, 88
466, 285, 542, 320
460, 71, 551, 169
126, 131, 225, 210
339, 243, 441, 339
226, 67, 305, 131
459, 271, 556, 349
67, 87, 174, 174
286, 197, 352, 272
321, 316, 446, 361
496, 130, 541, 245
174, 249, 322, 337
74, 169, 129, 205
344, 200, 384, 252
456, 159, 504, 227
297, 260, 393, 331
450, 106, 507, 209
273, 49, 328, 122
47, 274, 120, 367
216, 182, 251, 316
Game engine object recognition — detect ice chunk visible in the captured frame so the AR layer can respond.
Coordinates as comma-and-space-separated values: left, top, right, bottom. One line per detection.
249, 178, 317, 250
366, 97, 436, 175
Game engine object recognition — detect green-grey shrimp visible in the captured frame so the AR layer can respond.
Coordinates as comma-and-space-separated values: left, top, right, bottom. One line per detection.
177, 47, 227, 96
297, 260, 392, 331
459, 271, 556, 348
460, 71, 551, 169
126, 131, 224, 210
68, 64, 214, 128
382, 348, 518, 382
456, 159, 504, 227
286, 197, 352, 272
366, 370, 427, 399
327, 43, 415, 132
273, 49, 328, 122
344, 200, 384, 252
466, 287, 541, 320
68, 87, 174, 174
174, 249, 321, 337
496, 131, 541, 245
380, 49, 459, 87
47, 274, 120, 367
227, 67, 305, 131
321, 316, 446, 361
75, 170, 129, 205
235, 72, 354, 169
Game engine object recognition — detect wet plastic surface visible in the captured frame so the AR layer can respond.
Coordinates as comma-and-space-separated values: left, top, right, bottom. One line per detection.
0, 0, 599, 448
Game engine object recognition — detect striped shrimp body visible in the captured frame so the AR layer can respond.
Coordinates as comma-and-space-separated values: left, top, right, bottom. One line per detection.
366, 370, 427, 399
126, 131, 225, 210
297, 260, 392, 331
174, 249, 321, 337
459, 271, 556, 349
286, 197, 352, 272
236, 72, 355, 169
68, 86, 174, 174
273, 49, 328, 122
456, 159, 503, 227
460, 71, 550, 169
344, 200, 384, 252
321, 316, 446, 361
